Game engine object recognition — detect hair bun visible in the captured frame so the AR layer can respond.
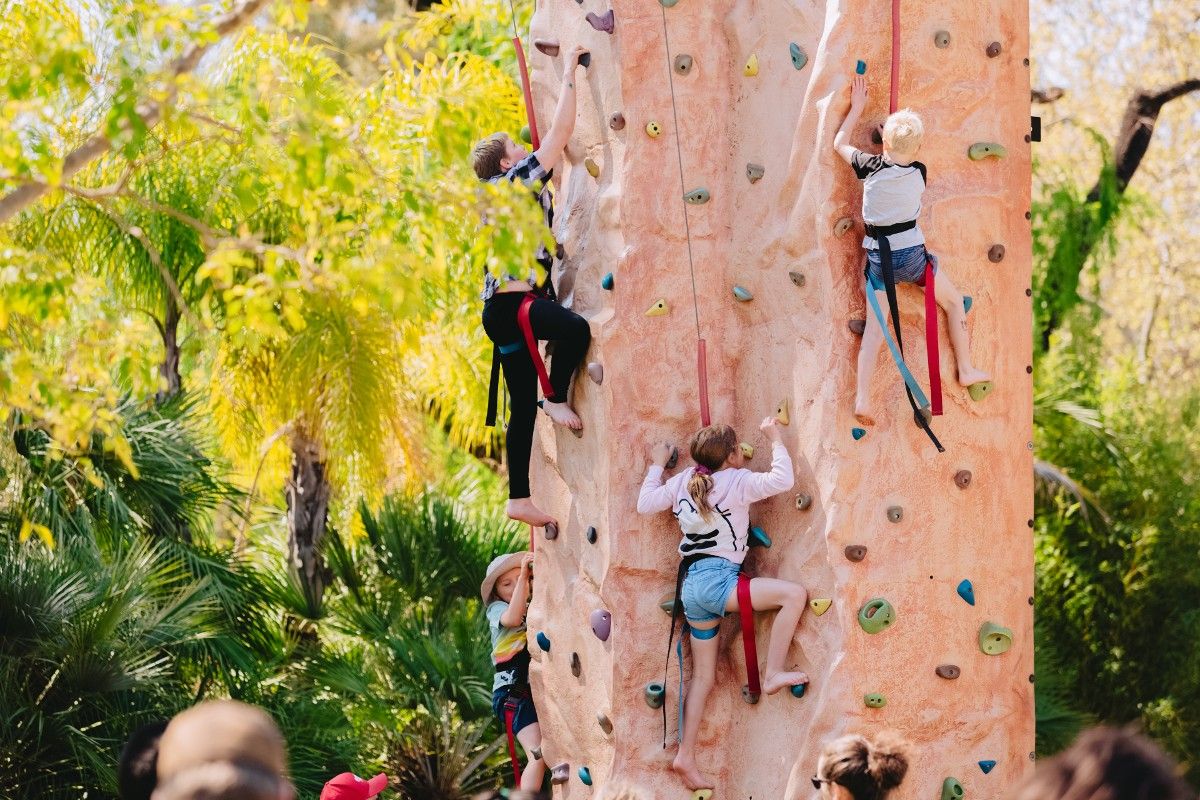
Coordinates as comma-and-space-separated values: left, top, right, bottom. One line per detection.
866, 732, 910, 790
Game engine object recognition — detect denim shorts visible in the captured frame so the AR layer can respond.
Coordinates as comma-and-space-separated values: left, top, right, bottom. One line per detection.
866, 245, 938, 290
493, 686, 538, 736
681, 558, 741, 623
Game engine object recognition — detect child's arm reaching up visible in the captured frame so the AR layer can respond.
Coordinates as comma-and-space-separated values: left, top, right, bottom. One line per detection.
738, 417, 795, 504
499, 552, 535, 627
833, 75, 868, 165
636, 442, 677, 514
533, 46, 590, 173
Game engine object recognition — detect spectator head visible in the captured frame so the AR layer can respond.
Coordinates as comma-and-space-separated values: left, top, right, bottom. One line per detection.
118, 720, 168, 800
1010, 726, 1193, 800
151, 762, 291, 800
815, 732, 910, 800
320, 772, 388, 800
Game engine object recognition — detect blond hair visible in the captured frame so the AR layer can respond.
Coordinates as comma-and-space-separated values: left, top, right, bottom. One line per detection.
471, 132, 510, 180
882, 109, 923, 155
687, 424, 738, 517
818, 732, 910, 800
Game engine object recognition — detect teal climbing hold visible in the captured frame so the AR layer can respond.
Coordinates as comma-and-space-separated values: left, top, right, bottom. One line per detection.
732, 285, 754, 302
684, 188, 710, 204
858, 598, 896, 634
852, 427, 867, 440
979, 760, 996, 774
856, 59, 867, 74
579, 767, 592, 786
957, 579, 976, 606
941, 777, 964, 800
536, 631, 551, 651
601, 272, 614, 290
790, 683, 807, 698
789, 42, 808, 70
963, 295, 973, 314
749, 526, 772, 548
645, 681, 666, 708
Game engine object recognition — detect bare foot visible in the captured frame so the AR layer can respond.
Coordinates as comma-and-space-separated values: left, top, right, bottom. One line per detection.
506, 498, 556, 528
958, 366, 991, 387
854, 400, 875, 426
762, 670, 809, 695
542, 400, 582, 430
671, 755, 714, 792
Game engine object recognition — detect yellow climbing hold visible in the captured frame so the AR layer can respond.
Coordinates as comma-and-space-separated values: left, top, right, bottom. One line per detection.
739, 442, 754, 459
584, 157, 599, 178
775, 398, 790, 425
645, 298, 669, 317
744, 53, 758, 76
834, 217, 855, 237
969, 142, 1007, 160
692, 791, 714, 800
810, 598, 832, 616
646, 121, 662, 138
968, 381, 994, 402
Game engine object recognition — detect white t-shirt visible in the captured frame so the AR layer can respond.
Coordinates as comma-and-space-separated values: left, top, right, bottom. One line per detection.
852, 149, 927, 251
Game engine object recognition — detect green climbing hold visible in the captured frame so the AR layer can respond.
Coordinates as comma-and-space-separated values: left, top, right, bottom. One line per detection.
732, 285, 753, 302
659, 0, 678, 7
852, 427, 867, 440
856, 59, 867, 74
858, 598, 896, 634
963, 295, 973, 314
739, 442, 754, 459
790, 683, 807, 698
684, 188, 710, 205
790, 42, 808, 70
968, 381, 993, 402
658, 591, 677, 616
519, 125, 531, 144
941, 777, 964, 800
979, 622, 1013, 655
748, 526, 772, 548
645, 681, 666, 708
864, 693, 886, 709
969, 142, 1007, 160
601, 272, 613, 290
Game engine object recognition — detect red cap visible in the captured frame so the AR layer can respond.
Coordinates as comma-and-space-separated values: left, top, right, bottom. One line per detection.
320, 773, 388, 800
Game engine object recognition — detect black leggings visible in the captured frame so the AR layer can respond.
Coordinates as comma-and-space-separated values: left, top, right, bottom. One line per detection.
482, 293, 591, 499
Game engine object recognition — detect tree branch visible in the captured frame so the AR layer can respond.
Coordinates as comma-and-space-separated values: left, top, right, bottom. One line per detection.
1032, 87, 1066, 104
0, 0, 269, 224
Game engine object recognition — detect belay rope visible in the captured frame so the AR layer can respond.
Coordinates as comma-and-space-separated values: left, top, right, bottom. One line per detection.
506, 0, 540, 149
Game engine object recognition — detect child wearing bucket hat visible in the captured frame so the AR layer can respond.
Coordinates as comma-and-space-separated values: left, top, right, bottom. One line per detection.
481, 551, 544, 791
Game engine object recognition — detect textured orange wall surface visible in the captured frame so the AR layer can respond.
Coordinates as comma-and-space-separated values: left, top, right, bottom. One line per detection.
522, 1, 1034, 798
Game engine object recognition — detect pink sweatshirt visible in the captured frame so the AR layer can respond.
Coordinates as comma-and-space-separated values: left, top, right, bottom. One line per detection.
636, 441, 794, 564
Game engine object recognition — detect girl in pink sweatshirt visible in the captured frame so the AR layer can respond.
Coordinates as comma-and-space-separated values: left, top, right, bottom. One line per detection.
637, 416, 809, 793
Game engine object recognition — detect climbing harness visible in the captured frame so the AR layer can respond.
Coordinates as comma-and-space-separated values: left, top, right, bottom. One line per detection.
485, 293, 552, 427
506, 0, 540, 149
497, 651, 533, 785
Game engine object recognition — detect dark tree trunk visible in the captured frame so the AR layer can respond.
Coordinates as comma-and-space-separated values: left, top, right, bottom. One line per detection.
286, 433, 331, 614
156, 298, 182, 403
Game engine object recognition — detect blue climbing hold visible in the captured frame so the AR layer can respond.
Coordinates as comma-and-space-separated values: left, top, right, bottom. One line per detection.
601, 272, 614, 290
957, 579, 976, 606
979, 760, 997, 774
856, 59, 867, 74
963, 295, 973, 314
790, 683, 807, 698
578, 767, 593, 786
536, 631, 551, 652
852, 427, 867, 440
749, 526, 772, 548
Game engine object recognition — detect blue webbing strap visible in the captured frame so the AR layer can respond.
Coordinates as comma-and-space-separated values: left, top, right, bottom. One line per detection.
865, 283, 932, 410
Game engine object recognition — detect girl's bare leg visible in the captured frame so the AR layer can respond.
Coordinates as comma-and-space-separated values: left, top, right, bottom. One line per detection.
515, 722, 545, 791
726, 577, 809, 694
855, 287, 890, 425
932, 269, 990, 386
672, 622, 719, 791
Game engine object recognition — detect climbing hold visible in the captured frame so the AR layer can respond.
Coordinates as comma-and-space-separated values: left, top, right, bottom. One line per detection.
844, 545, 867, 562
590, 608, 611, 641
775, 398, 790, 425
586, 10, 614, 34
666, 445, 679, 470
597, 712, 613, 735
601, 272, 614, 290
673, 54, 693, 75
963, 295, 973, 314
979, 760, 996, 774
732, 285, 753, 302
609, 112, 625, 131
658, 592, 677, 616
544, 521, 559, 540
586, 525, 598, 544
858, 598, 896, 634
856, 59, 867, 75
987, 41, 1002, 58
644, 682, 665, 708
588, 362, 604, 384
989, 244, 1006, 262
741, 685, 760, 705
570, 651, 581, 677
941, 777, 964, 800
864, 693, 886, 709
934, 30, 951, 48
848, 319, 866, 336
519, 125, 531, 144
871, 124, 884, 145
852, 427, 867, 440
746, 163, 765, 183
534, 39, 560, 57
886, 506, 903, 523
659, 0, 678, 7
748, 526, 772, 548
551, 763, 570, 785
645, 121, 662, 138
979, 622, 1013, 655
692, 792, 714, 800
684, 188, 710, 205
795, 493, 812, 511
743, 53, 758, 76
834, 217, 855, 237
968, 381, 993, 402
936, 664, 961, 680
536, 631, 551, 651
645, 298, 668, 317
957, 579, 976, 606
739, 442, 754, 459
955, 470, 973, 489
810, 598, 832, 616
789, 42, 808, 70
789, 271, 805, 287
969, 142, 1007, 160
584, 157, 599, 178
579, 53, 591, 68
790, 683, 807, 698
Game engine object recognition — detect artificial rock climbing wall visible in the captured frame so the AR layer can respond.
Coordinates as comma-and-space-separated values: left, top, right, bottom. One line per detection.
524, 0, 1034, 797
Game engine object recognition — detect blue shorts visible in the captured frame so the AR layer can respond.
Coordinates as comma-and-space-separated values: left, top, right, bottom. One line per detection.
866, 245, 938, 290
493, 686, 538, 736
681, 558, 741, 624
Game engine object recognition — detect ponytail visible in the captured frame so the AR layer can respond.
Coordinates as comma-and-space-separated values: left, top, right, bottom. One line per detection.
687, 425, 738, 518
687, 471, 716, 517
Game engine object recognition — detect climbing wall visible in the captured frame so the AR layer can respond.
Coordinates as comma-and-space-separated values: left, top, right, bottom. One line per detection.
524, 0, 1033, 797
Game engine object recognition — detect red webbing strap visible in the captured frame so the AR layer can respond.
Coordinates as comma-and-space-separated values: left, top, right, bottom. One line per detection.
513, 37, 541, 149
697, 338, 711, 427
889, 0, 900, 114
503, 699, 522, 785
517, 294, 554, 399
924, 258, 943, 416
737, 574, 760, 697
